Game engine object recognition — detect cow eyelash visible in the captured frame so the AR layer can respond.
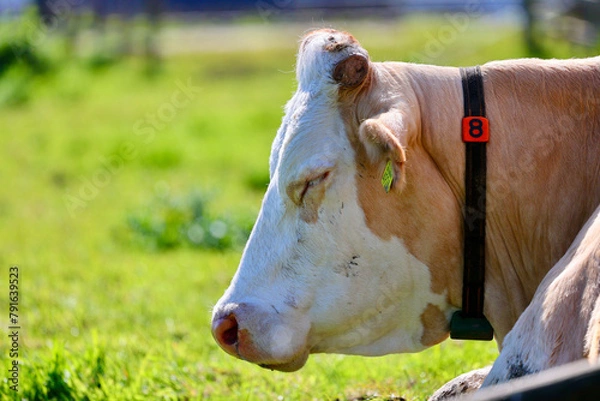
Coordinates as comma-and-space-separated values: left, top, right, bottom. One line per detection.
307, 171, 329, 188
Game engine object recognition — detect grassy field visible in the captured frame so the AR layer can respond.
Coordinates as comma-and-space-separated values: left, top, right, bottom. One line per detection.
0, 14, 596, 400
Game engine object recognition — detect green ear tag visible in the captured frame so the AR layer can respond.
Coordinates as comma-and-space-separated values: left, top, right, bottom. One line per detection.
381, 160, 394, 193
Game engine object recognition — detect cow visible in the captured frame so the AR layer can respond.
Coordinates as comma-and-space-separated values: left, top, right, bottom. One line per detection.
482, 203, 600, 385
429, 204, 600, 399
211, 28, 600, 395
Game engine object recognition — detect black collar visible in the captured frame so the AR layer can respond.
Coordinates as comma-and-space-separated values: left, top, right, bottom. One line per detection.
449, 66, 494, 341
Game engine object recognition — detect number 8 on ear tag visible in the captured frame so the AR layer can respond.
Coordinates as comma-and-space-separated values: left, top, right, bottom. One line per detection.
381, 160, 394, 193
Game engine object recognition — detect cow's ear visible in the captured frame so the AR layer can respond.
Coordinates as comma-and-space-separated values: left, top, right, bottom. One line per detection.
333, 53, 369, 89
358, 116, 406, 191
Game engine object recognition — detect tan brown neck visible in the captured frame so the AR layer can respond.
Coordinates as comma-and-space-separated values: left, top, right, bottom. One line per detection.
409, 58, 600, 344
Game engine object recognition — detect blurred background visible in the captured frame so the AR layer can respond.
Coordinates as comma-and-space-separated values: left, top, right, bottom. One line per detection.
2, 0, 600, 77
0, 1, 598, 400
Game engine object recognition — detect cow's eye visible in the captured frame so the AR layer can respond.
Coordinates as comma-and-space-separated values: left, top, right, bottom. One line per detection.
300, 171, 330, 202
307, 171, 329, 188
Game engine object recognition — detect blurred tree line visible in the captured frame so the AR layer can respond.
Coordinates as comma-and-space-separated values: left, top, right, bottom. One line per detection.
1, 0, 599, 94
0, 0, 165, 105
23, 0, 600, 62
33, 0, 163, 65
523, 0, 600, 56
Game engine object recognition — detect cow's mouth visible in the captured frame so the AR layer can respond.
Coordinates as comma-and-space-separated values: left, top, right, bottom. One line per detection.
258, 349, 309, 372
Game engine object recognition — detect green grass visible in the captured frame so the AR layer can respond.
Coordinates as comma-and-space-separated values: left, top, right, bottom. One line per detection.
0, 15, 597, 400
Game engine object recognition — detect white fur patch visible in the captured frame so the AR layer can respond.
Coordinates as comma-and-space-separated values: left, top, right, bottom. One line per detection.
212, 28, 452, 370
216, 105, 450, 364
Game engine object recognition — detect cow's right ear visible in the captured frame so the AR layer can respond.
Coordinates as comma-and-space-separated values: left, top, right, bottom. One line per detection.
358, 115, 407, 191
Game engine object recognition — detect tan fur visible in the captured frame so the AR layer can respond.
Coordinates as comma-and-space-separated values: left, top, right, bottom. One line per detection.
300, 184, 326, 224
286, 179, 327, 224
212, 29, 600, 384
420, 303, 450, 347
340, 68, 464, 306
334, 41, 600, 347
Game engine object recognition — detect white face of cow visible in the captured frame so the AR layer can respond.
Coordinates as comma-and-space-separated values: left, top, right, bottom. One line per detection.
212, 30, 458, 372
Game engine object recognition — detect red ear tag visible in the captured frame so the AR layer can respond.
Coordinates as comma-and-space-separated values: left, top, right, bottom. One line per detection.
462, 117, 489, 143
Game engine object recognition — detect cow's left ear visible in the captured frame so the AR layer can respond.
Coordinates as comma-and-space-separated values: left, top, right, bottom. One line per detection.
333, 53, 369, 89
358, 113, 407, 191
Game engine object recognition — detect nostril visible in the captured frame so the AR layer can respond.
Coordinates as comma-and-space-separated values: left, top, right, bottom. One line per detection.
213, 313, 239, 354
221, 316, 238, 346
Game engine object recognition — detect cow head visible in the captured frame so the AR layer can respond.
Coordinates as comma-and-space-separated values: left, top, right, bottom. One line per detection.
211, 29, 462, 372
